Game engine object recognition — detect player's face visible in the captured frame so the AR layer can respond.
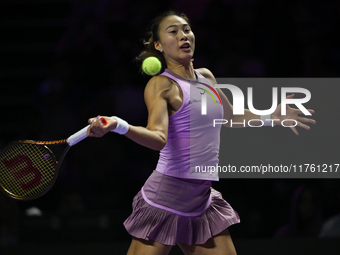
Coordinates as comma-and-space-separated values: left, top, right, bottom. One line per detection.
155, 15, 195, 65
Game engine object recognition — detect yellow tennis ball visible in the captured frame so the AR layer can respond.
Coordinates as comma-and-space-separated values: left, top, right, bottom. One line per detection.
142, 57, 162, 76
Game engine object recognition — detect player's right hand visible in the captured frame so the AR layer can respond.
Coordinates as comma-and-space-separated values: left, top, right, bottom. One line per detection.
87, 116, 118, 137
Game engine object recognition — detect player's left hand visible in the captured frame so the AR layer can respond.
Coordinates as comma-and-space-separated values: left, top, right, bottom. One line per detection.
272, 94, 316, 135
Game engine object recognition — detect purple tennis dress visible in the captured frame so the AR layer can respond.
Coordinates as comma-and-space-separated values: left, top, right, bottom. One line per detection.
123, 69, 240, 246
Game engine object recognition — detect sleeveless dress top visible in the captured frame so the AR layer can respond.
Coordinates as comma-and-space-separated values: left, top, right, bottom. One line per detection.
155, 69, 223, 181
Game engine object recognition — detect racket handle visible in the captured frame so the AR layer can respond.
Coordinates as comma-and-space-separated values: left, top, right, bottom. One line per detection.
66, 117, 108, 146
66, 125, 89, 146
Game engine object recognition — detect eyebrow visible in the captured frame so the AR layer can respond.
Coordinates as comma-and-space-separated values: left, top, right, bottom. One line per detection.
166, 24, 190, 30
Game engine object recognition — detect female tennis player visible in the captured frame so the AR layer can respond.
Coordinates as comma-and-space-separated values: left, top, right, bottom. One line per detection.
87, 10, 315, 255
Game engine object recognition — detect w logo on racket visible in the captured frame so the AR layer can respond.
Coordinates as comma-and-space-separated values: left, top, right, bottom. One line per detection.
3, 155, 42, 190
0, 142, 57, 199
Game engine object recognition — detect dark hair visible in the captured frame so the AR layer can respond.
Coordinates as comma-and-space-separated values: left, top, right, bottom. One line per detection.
136, 10, 191, 74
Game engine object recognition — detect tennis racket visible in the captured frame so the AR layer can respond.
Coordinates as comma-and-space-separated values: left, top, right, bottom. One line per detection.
0, 117, 106, 200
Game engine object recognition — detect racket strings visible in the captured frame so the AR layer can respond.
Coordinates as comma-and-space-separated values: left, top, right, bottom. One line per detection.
0, 143, 56, 199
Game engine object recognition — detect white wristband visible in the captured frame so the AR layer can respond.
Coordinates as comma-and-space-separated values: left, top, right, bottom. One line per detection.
110, 116, 129, 134
260, 114, 276, 127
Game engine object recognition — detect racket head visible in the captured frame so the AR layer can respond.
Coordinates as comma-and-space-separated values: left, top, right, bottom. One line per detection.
0, 141, 60, 200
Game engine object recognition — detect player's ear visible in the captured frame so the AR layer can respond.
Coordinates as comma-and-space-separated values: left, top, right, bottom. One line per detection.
154, 41, 162, 52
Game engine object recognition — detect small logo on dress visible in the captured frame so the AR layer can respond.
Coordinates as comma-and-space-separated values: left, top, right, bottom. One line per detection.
188, 99, 201, 105
197, 83, 222, 106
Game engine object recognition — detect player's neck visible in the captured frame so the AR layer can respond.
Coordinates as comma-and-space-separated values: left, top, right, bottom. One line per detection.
167, 60, 195, 80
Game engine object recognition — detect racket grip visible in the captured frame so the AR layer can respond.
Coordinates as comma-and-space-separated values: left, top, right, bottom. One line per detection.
66, 125, 89, 146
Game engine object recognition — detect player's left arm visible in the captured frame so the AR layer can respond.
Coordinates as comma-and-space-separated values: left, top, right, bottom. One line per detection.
271, 94, 316, 135
197, 68, 316, 134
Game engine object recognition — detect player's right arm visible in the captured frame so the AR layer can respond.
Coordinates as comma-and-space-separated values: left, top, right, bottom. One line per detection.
123, 75, 171, 151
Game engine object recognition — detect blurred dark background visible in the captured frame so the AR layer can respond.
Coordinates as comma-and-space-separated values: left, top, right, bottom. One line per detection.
1, 0, 340, 254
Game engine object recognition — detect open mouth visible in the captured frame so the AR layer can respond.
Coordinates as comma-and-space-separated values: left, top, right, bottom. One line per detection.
180, 43, 191, 50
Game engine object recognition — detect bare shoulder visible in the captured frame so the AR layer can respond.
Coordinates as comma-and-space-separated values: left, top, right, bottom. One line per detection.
195, 68, 216, 79
145, 75, 172, 92
196, 68, 217, 86
144, 75, 174, 102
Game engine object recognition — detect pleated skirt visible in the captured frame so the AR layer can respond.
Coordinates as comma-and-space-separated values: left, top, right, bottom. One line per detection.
123, 187, 240, 246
